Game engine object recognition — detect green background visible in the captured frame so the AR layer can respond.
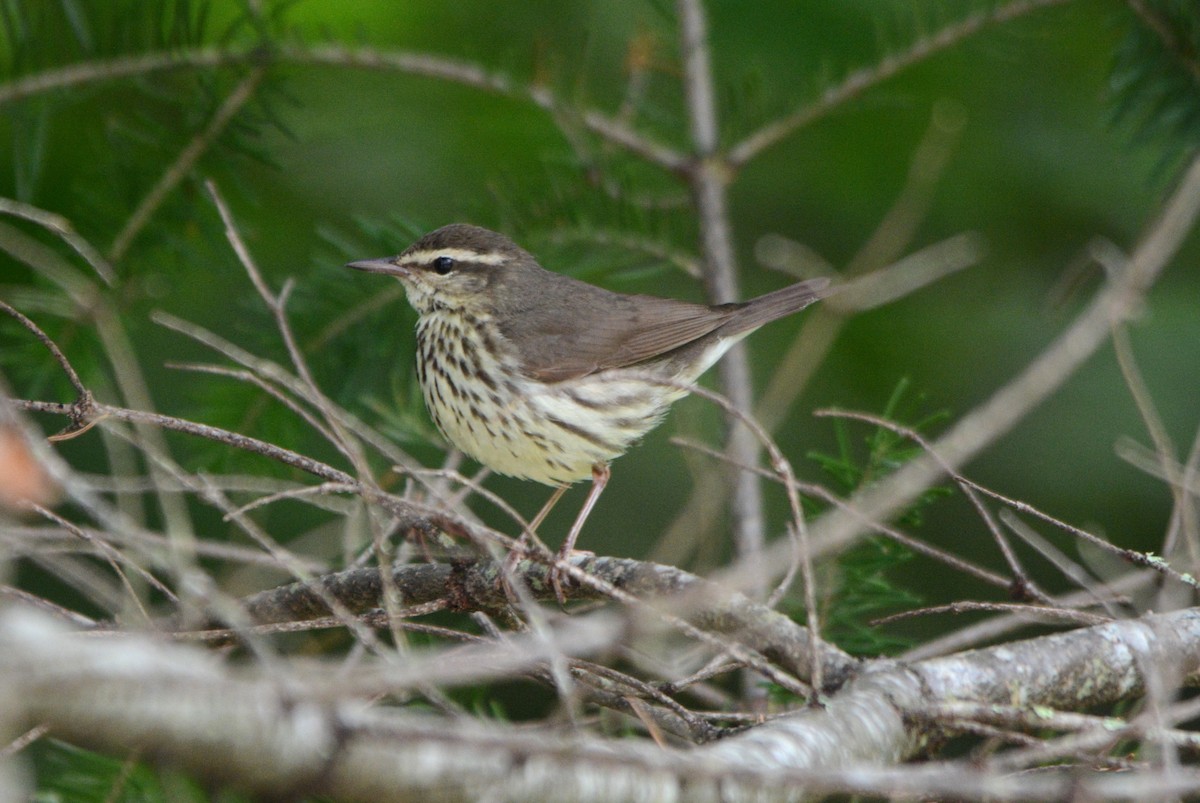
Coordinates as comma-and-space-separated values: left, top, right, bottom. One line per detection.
2, 0, 1197, 622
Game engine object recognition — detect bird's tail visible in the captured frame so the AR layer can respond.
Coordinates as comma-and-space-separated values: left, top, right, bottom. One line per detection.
718, 277, 831, 338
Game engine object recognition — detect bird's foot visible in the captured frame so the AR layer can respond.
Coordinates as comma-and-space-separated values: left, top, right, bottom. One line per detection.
549, 548, 595, 607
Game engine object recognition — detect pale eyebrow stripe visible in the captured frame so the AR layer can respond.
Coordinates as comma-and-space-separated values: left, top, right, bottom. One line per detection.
402, 248, 509, 266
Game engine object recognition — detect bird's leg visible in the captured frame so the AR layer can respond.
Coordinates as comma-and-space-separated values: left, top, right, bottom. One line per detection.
551, 463, 610, 604
530, 484, 568, 538
501, 484, 568, 601
507, 484, 566, 566
561, 463, 609, 556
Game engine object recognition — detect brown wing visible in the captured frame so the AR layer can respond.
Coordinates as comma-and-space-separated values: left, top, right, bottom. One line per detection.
510, 294, 733, 383
491, 266, 733, 383
490, 257, 829, 384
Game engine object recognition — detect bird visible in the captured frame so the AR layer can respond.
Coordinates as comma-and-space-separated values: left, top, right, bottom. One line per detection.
348, 224, 828, 595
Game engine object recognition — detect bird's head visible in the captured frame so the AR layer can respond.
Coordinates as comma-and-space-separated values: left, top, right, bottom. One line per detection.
347, 223, 533, 316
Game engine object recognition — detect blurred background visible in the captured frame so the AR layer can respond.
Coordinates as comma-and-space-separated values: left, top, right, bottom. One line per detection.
2, 0, 1198, 633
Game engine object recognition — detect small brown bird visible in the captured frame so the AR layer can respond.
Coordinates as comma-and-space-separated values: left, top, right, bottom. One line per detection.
349, 224, 828, 585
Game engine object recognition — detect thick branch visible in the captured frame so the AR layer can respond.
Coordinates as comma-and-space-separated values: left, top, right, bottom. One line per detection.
4, 606, 1199, 801
235, 556, 859, 689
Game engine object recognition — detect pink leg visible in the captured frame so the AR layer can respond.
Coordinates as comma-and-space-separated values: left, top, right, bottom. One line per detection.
552, 463, 610, 603
502, 484, 569, 595
529, 484, 568, 538
560, 463, 609, 556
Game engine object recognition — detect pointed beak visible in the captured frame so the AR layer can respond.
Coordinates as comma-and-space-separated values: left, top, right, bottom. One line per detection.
346, 258, 407, 276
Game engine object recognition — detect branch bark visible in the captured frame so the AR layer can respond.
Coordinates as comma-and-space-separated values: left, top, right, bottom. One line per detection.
675, 0, 773, 614
4, 605, 1198, 801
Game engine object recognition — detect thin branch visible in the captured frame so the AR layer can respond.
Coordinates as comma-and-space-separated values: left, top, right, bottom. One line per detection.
287, 44, 688, 171
151, 311, 427, 480
0, 586, 95, 629
13, 397, 350, 485
0, 47, 246, 105
109, 68, 265, 262
1127, 0, 1200, 86
219, 481, 359, 520
901, 569, 1150, 662
12, 394, 490, 548
205, 180, 372, 479
0, 725, 50, 758
817, 408, 1051, 604
541, 227, 702, 278
188, 472, 395, 661
816, 232, 983, 314
873, 600, 1109, 628
1111, 320, 1200, 566
964, 477, 1200, 592
676, 0, 771, 628
0, 197, 115, 284
27, 502, 170, 622
0, 44, 688, 172
731, 148, 1200, 596
669, 435, 1014, 598
687, 410, 821, 685
5, 520, 326, 572
999, 509, 1127, 615
0, 300, 90, 401
166, 362, 341, 447
727, 0, 1073, 168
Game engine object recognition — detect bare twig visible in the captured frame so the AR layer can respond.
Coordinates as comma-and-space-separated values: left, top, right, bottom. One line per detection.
734, 149, 1200, 595
0, 300, 91, 402
151, 312, 427, 482
1112, 322, 1200, 567
817, 408, 1051, 604
0, 197, 115, 284
109, 68, 265, 262
998, 509, 1127, 615
11, 394, 494, 551
0, 44, 688, 172
205, 180, 375, 482
964, 477, 1200, 592
27, 502, 170, 622
14, 398, 349, 484
670, 435, 1014, 594
674, 387, 823, 689
541, 227, 702, 278
166, 362, 341, 446
727, 0, 1072, 167
873, 600, 1109, 628
675, 0, 771, 629
0, 725, 50, 758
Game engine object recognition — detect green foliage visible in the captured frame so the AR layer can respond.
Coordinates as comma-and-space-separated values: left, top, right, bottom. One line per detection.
803, 380, 950, 656
1111, 1, 1200, 160
0, 2, 295, 462
809, 378, 951, 528
309, 216, 439, 447
1, 0, 208, 71
2, 0, 1199, 793
28, 739, 251, 803
822, 536, 922, 657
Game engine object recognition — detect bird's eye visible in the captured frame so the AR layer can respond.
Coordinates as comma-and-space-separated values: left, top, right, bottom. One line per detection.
433, 256, 455, 275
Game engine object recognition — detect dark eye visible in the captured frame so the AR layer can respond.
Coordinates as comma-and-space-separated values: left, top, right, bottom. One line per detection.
433, 256, 455, 275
